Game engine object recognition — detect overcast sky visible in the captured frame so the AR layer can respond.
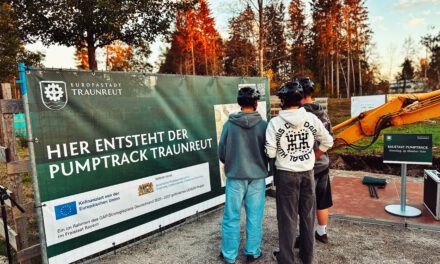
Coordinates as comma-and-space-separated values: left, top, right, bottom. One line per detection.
25, 0, 440, 81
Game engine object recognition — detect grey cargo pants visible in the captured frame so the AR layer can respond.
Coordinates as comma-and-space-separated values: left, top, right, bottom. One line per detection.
276, 169, 315, 264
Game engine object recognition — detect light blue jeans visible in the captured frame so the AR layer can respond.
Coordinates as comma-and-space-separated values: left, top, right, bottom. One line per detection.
221, 178, 266, 263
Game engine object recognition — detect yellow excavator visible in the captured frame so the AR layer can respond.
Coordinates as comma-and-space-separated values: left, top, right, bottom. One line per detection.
332, 89, 440, 149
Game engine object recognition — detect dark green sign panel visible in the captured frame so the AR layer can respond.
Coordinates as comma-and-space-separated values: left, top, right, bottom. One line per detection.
25, 70, 270, 264
383, 133, 432, 165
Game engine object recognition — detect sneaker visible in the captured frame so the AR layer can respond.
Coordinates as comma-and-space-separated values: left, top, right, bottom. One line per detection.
219, 252, 235, 264
246, 252, 263, 263
294, 236, 300, 248
315, 231, 329, 244
272, 251, 279, 261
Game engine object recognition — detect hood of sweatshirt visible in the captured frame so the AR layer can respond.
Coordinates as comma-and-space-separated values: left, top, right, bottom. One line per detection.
301, 102, 332, 133
278, 108, 307, 128
229, 111, 262, 129
301, 103, 325, 121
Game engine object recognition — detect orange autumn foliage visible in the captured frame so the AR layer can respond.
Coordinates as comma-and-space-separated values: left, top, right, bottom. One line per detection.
160, 0, 223, 75
106, 41, 133, 71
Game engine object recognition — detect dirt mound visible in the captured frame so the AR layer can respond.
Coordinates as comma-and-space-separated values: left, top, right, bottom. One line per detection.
329, 154, 440, 177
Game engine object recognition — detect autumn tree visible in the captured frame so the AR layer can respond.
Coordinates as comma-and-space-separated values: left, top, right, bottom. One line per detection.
159, 0, 222, 75
75, 40, 152, 72
417, 58, 429, 80
350, 0, 371, 95
311, 0, 343, 97
13, 0, 179, 70
197, 1, 222, 75
106, 41, 133, 71
342, 0, 371, 96
310, 0, 372, 97
0, 2, 44, 83
224, 5, 258, 76
264, 2, 288, 81
75, 40, 89, 70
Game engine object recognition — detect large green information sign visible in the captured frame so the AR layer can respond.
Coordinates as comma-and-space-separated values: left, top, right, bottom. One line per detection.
383, 133, 432, 165
24, 69, 270, 264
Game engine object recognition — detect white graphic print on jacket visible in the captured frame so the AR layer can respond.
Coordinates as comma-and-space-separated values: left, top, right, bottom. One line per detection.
266, 108, 334, 172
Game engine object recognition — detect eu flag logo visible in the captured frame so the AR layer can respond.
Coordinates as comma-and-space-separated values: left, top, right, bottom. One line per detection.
54, 201, 77, 220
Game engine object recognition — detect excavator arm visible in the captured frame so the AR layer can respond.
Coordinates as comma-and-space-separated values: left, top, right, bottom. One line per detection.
332, 89, 440, 150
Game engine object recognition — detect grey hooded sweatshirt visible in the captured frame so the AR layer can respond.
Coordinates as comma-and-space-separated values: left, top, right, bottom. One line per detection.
218, 111, 268, 180
301, 103, 333, 174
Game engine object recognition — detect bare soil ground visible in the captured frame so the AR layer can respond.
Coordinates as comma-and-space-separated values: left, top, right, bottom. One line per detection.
95, 172, 440, 264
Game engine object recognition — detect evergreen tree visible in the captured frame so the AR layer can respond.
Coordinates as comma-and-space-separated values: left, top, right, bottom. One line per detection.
288, 0, 308, 78
242, 0, 265, 76
224, 5, 258, 76
345, 0, 371, 96
264, 2, 288, 81
310, 0, 372, 97
398, 58, 415, 93
311, 0, 343, 97
159, 0, 222, 75
197, 0, 222, 75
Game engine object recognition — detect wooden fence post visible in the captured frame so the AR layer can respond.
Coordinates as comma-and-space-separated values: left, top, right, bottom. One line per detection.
1, 83, 30, 264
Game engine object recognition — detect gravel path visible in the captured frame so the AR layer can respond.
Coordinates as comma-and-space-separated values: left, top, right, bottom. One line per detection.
95, 195, 440, 264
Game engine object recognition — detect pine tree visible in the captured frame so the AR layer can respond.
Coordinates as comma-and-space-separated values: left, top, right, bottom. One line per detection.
224, 5, 258, 76
159, 0, 222, 75
264, 2, 288, 81
288, 0, 308, 78
311, 0, 343, 97
310, 0, 372, 97
197, 0, 220, 75
398, 58, 415, 93
241, 0, 265, 76
344, 0, 371, 96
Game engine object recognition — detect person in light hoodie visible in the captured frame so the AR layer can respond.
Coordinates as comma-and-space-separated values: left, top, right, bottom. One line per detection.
266, 81, 333, 264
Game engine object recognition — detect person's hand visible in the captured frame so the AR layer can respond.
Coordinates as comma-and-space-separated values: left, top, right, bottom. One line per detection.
315, 149, 324, 160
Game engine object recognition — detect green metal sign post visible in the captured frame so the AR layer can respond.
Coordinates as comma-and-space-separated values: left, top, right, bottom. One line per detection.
383, 133, 432, 217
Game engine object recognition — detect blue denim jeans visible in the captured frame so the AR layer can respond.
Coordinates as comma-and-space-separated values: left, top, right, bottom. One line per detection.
221, 178, 266, 263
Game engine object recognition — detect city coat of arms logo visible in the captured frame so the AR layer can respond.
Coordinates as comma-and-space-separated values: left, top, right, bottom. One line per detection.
39, 81, 68, 110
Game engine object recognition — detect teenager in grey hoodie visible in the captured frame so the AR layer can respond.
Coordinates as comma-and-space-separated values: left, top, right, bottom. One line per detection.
299, 77, 333, 244
218, 86, 268, 264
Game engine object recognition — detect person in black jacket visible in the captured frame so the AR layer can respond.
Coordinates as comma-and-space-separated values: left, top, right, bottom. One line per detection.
299, 77, 334, 244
